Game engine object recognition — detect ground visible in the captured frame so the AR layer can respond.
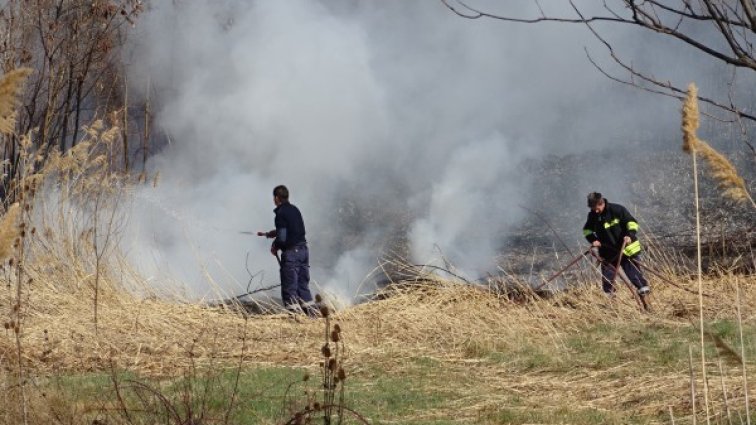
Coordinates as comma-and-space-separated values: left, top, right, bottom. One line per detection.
2, 267, 755, 424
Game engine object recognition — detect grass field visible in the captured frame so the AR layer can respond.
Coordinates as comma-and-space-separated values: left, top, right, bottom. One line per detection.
3, 263, 756, 424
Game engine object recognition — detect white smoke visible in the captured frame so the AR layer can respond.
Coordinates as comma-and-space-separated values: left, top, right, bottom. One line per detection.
120, 0, 746, 302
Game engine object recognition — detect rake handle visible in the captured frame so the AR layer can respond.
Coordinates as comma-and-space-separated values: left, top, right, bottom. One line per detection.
534, 248, 593, 291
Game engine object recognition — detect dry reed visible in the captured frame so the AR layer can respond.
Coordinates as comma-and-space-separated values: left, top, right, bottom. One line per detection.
682, 83, 755, 208
0, 203, 20, 261
0, 68, 32, 134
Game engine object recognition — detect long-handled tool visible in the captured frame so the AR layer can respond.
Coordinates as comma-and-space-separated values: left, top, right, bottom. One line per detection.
636, 262, 712, 297
534, 248, 593, 291
591, 246, 648, 312
241, 230, 282, 266
610, 240, 626, 288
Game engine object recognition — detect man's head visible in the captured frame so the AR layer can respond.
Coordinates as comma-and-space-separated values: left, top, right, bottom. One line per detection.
273, 185, 289, 206
587, 192, 605, 214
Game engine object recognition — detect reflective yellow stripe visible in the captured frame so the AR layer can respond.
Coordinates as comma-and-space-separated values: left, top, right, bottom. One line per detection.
603, 218, 620, 229
583, 229, 593, 237
624, 240, 641, 256
627, 221, 639, 231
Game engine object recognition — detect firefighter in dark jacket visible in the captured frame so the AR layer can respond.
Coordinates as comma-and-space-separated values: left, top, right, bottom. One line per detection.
583, 192, 650, 296
258, 185, 316, 316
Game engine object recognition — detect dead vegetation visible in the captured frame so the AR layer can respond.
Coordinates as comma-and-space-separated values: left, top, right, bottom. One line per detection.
0, 41, 752, 422
1, 251, 755, 422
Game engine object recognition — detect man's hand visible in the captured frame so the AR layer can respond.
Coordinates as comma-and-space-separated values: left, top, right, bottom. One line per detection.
270, 244, 278, 256
592, 240, 601, 247
623, 236, 631, 244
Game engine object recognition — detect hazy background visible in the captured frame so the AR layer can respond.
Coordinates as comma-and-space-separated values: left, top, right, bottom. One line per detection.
120, 0, 754, 302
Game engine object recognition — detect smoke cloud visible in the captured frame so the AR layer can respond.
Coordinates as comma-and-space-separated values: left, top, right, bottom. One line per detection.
121, 1, 751, 302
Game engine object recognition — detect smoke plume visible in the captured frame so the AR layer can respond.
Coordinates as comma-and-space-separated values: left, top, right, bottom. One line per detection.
122, 1, 751, 302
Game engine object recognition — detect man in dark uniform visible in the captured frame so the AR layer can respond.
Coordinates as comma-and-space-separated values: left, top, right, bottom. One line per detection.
583, 192, 650, 296
259, 185, 316, 316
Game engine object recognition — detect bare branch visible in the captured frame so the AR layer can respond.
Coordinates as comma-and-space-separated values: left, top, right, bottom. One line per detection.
442, 0, 756, 70
442, 0, 756, 131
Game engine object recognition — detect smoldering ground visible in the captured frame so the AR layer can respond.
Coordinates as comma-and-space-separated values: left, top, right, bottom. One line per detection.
120, 1, 755, 303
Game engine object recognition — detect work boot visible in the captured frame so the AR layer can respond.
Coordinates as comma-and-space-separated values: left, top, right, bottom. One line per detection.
638, 286, 651, 296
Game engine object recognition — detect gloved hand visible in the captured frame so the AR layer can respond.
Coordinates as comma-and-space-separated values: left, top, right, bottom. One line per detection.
270, 242, 278, 256
592, 240, 601, 247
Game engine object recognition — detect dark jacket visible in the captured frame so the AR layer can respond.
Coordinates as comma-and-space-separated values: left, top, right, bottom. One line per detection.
583, 199, 641, 260
273, 202, 307, 250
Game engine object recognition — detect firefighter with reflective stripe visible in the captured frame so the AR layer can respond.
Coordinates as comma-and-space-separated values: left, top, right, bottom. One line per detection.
583, 192, 650, 296
259, 185, 317, 317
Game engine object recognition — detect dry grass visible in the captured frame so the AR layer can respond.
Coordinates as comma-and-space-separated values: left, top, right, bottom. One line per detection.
0, 68, 32, 134
2, 243, 755, 420
0, 203, 20, 261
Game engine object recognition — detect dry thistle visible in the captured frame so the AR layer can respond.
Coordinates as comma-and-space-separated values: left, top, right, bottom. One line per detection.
321, 344, 331, 358
681, 83, 755, 208
331, 329, 340, 342
328, 358, 337, 371
315, 294, 323, 303
337, 368, 346, 381
319, 305, 330, 318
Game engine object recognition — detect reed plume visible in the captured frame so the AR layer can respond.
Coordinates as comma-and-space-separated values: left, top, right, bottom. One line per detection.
682, 83, 755, 208
0, 68, 32, 134
0, 203, 20, 261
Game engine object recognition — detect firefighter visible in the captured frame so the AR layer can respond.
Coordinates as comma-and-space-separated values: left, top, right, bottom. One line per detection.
583, 192, 650, 296
259, 185, 316, 316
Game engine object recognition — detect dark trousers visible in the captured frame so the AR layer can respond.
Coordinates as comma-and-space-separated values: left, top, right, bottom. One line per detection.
601, 255, 649, 293
280, 244, 314, 312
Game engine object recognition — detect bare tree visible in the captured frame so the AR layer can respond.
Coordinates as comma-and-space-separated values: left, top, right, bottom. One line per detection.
441, 0, 756, 155
0, 1, 146, 204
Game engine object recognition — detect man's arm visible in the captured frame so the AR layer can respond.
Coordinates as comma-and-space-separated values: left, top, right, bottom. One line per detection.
618, 205, 639, 239
583, 216, 598, 245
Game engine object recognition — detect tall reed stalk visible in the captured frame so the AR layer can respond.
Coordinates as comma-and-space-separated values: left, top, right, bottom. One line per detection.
682, 83, 711, 424
736, 279, 750, 425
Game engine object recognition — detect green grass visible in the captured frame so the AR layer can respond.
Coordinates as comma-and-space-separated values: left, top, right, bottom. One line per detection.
480, 406, 630, 425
